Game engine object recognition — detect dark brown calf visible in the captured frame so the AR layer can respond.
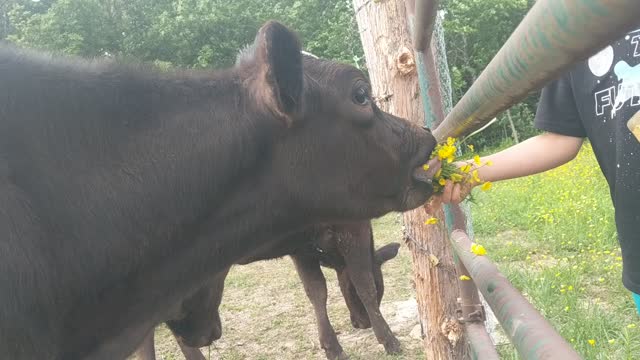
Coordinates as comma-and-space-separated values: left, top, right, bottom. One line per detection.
135, 221, 401, 360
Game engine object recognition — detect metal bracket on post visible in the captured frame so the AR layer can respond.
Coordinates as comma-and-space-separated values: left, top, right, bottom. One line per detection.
456, 299, 486, 324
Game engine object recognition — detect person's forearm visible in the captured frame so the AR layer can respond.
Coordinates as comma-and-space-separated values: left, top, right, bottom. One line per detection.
472, 132, 584, 182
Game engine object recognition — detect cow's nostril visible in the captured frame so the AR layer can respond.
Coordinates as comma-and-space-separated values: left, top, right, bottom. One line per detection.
421, 125, 432, 133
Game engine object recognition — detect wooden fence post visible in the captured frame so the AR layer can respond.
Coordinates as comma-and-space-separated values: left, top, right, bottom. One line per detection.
352, 1, 468, 358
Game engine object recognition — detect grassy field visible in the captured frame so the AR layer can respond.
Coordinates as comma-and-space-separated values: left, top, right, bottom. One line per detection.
471, 143, 639, 359
140, 143, 638, 359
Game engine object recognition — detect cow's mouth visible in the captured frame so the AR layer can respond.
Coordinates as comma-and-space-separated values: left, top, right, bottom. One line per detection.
411, 157, 441, 186
395, 157, 441, 211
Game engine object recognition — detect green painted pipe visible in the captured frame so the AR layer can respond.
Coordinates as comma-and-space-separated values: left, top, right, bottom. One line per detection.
413, 0, 439, 51
433, 0, 640, 141
450, 230, 582, 360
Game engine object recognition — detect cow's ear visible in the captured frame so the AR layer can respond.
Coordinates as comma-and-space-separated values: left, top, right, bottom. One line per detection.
375, 243, 401, 265
251, 21, 303, 127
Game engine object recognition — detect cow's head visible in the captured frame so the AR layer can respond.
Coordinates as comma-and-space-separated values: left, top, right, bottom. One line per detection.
337, 242, 400, 329
235, 21, 438, 223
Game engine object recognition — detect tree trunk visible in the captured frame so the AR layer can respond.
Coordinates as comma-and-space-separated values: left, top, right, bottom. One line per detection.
352, 1, 467, 359
506, 108, 520, 143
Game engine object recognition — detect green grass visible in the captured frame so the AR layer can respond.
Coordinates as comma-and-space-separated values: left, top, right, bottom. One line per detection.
470, 143, 640, 359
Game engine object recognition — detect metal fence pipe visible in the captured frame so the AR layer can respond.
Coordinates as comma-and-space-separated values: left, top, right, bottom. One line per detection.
433, 0, 640, 141
450, 230, 581, 360
413, 0, 439, 51
466, 322, 500, 360
456, 260, 500, 360
447, 203, 499, 359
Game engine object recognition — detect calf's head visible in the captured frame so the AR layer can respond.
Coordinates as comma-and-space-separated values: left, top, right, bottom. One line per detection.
236, 21, 438, 222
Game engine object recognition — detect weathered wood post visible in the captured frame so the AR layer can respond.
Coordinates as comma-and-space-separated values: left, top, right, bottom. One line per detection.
352, 1, 467, 358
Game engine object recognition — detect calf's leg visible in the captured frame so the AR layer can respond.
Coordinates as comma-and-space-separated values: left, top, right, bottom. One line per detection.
336, 224, 401, 354
291, 254, 347, 360
336, 269, 371, 329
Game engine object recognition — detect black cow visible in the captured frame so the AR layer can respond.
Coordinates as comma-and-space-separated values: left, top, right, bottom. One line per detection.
135, 221, 401, 360
0, 21, 437, 359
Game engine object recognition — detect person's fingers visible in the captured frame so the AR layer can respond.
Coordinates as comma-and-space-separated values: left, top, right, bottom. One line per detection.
451, 183, 462, 203
441, 181, 454, 203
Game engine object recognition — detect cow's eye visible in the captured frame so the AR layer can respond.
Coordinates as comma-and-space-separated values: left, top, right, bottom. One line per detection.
352, 87, 371, 106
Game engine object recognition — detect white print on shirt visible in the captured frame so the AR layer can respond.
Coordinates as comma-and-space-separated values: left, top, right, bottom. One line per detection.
631, 34, 640, 57
594, 76, 640, 116
612, 61, 640, 116
591, 29, 640, 117
588, 45, 614, 77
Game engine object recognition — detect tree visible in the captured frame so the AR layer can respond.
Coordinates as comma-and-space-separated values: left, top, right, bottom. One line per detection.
6, 0, 363, 69
1, 0, 55, 40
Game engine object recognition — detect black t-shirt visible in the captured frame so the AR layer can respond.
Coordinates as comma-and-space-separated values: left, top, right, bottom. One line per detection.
535, 28, 640, 294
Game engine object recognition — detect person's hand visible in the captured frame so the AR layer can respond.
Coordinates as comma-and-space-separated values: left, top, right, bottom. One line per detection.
424, 162, 478, 215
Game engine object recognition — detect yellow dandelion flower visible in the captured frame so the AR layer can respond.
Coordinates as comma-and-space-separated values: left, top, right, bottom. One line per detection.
473, 154, 481, 165
447, 137, 456, 146
437, 145, 456, 161
568, 285, 573, 291
459, 275, 471, 281
588, 339, 595, 347
608, 339, 616, 344
425, 217, 438, 225
467, 144, 474, 152
472, 170, 481, 183
564, 306, 570, 312
450, 173, 463, 183
422, 164, 430, 171
599, 277, 605, 282
438, 178, 446, 186
460, 164, 472, 173
470, 243, 487, 256
481, 182, 492, 191
627, 323, 637, 329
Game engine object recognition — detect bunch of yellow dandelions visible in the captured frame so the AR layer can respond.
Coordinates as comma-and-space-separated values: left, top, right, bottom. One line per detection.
422, 137, 492, 266
424, 137, 493, 195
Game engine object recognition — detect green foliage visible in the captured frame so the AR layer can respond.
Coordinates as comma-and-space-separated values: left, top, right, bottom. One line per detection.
4, 0, 362, 69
